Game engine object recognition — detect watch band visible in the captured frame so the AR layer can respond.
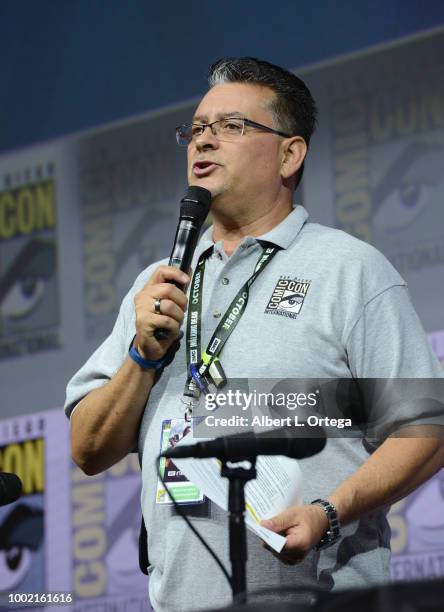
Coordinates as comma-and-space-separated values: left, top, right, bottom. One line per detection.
311, 498, 341, 550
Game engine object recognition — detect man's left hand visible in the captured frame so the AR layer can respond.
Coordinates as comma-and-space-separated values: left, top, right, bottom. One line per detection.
260, 504, 329, 564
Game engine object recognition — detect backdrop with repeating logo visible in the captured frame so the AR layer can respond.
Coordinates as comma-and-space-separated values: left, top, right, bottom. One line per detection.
0, 29, 443, 609
303, 29, 444, 581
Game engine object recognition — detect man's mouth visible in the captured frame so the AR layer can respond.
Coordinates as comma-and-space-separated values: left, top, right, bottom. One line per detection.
193, 161, 219, 177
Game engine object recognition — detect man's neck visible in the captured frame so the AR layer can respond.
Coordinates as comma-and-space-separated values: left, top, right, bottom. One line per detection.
212, 201, 293, 256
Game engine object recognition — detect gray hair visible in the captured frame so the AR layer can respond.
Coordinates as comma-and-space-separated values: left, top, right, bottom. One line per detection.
208, 57, 317, 147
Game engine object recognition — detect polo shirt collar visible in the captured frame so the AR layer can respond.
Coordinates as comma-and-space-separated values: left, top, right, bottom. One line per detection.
256, 204, 308, 249
197, 205, 309, 256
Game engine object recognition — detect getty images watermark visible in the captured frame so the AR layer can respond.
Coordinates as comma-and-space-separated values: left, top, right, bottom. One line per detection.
191, 378, 444, 439
202, 388, 352, 429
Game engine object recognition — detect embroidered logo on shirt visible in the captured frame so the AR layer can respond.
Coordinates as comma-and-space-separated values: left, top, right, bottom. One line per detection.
265, 277, 311, 319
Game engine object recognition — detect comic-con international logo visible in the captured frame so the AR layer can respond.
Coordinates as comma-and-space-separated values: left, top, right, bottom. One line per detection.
0, 165, 60, 360
265, 277, 310, 319
328, 54, 444, 279
389, 470, 444, 581
78, 103, 198, 340
71, 455, 148, 605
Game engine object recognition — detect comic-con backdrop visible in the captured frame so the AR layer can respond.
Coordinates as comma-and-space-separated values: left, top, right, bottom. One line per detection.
1, 30, 444, 611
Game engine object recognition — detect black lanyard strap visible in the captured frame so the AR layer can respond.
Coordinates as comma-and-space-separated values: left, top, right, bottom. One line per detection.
186, 245, 214, 369
185, 242, 280, 393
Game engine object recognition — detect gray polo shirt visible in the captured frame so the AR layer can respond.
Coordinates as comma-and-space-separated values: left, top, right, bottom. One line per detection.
65, 205, 443, 612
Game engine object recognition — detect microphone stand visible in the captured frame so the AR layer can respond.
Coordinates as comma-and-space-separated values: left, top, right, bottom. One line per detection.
220, 457, 257, 604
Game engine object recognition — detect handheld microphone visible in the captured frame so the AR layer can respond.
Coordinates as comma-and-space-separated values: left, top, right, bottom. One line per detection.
168, 186, 212, 285
0, 472, 23, 507
161, 427, 326, 462
155, 186, 211, 340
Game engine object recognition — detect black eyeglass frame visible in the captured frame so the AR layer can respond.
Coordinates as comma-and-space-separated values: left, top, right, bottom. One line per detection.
175, 117, 292, 145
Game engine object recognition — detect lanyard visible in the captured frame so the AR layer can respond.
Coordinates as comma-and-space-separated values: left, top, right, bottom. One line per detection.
183, 241, 280, 408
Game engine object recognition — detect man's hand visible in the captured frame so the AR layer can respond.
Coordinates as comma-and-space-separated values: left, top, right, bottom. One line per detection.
71, 264, 190, 476
260, 504, 329, 564
134, 265, 189, 361
259, 434, 444, 567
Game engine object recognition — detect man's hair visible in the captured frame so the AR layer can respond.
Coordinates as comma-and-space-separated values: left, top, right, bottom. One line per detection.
208, 57, 318, 188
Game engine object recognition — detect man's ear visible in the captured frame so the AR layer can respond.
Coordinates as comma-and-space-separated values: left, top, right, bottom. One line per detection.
280, 137, 307, 180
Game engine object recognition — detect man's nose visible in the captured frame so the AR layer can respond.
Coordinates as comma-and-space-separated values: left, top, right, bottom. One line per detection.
195, 125, 219, 150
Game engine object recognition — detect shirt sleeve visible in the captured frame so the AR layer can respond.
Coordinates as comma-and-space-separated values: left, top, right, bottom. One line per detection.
346, 284, 443, 378
345, 284, 444, 441
64, 283, 137, 419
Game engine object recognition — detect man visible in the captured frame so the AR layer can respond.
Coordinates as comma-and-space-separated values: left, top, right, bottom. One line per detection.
65, 58, 444, 611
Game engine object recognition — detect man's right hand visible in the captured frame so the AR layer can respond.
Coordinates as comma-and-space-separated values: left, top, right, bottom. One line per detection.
71, 264, 190, 476
133, 265, 190, 362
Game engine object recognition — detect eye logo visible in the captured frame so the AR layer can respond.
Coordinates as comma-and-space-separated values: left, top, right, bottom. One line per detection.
279, 291, 304, 311
265, 277, 310, 319
0, 172, 60, 360
0, 503, 44, 592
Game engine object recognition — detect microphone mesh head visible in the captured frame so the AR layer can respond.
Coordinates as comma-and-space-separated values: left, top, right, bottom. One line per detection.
180, 186, 211, 225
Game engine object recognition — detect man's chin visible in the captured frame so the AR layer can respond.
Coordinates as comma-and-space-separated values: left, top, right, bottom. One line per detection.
188, 175, 224, 196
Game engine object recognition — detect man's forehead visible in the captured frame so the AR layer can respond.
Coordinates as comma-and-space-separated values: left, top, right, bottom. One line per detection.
193, 82, 274, 122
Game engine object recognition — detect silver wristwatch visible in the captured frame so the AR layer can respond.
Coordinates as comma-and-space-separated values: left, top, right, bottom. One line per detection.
311, 498, 341, 550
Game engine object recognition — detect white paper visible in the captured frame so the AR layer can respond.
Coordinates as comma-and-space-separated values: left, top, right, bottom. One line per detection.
173, 433, 303, 553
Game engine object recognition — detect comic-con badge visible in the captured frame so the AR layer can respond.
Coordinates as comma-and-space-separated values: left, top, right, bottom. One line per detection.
155, 419, 205, 505
265, 277, 311, 319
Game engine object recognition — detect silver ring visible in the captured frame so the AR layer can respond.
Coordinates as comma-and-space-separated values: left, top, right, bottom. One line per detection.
154, 298, 162, 315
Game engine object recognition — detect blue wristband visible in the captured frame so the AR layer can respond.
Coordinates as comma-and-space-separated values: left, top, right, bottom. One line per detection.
129, 344, 169, 370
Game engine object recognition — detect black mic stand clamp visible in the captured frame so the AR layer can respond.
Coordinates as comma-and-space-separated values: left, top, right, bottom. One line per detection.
220, 457, 257, 605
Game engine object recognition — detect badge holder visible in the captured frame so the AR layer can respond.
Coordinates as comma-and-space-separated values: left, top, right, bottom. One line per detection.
220, 457, 257, 603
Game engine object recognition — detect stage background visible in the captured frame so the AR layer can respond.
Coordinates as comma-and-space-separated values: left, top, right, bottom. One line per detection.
1, 4, 444, 610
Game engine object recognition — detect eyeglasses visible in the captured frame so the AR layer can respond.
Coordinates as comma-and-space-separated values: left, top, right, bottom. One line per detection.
176, 117, 291, 146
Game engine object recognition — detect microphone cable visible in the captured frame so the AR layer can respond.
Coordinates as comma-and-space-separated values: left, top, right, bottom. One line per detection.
155, 454, 233, 591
